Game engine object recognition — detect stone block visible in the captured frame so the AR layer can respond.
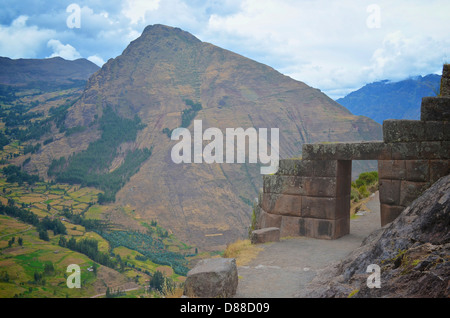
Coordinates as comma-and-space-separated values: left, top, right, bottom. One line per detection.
400, 180, 429, 207
421, 97, 450, 121
420, 141, 444, 159
183, 258, 238, 298
280, 216, 301, 237
303, 176, 337, 197
378, 160, 406, 180
250, 227, 280, 244
429, 160, 450, 184
301, 196, 337, 220
263, 175, 306, 195
390, 142, 422, 160
302, 142, 389, 160
379, 179, 401, 205
424, 121, 446, 141
380, 204, 405, 226
383, 120, 425, 143
258, 210, 282, 229
299, 217, 349, 239
312, 160, 339, 177
262, 193, 302, 217
277, 159, 314, 177
405, 160, 429, 182
441, 64, 450, 97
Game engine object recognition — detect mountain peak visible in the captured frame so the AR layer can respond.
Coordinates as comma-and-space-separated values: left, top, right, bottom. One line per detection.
141, 24, 201, 44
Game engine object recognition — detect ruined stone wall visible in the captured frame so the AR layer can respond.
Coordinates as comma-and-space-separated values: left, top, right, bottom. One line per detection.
253, 64, 450, 241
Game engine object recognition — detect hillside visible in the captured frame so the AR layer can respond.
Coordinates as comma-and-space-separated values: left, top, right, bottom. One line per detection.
336, 74, 441, 124
17, 24, 381, 250
0, 56, 99, 90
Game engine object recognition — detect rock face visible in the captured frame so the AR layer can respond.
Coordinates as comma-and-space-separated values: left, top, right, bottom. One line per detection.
183, 258, 238, 298
303, 174, 450, 298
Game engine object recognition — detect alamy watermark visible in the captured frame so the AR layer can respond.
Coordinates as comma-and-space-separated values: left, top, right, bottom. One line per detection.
366, 4, 381, 29
66, 3, 81, 29
66, 264, 81, 288
366, 264, 381, 288
171, 120, 279, 174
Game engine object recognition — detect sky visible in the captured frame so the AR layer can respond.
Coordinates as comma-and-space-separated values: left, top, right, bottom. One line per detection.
0, 0, 449, 99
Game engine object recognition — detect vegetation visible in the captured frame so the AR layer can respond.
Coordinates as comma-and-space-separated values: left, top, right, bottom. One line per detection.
161, 99, 202, 138
59, 236, 117, 269
48, 107, 152, 203
223, 239, 263, 266
351, 171, 378, 203
181, 99, 202, 128
2, 165, 40, 185
97, 230, 189, 276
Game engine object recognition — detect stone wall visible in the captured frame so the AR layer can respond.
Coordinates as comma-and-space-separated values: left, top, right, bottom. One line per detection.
254, 64, 450, 241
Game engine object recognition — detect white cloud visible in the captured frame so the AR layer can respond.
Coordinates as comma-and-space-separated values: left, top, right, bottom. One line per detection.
201, 0, 450, 98
2, 1, 450, 99
47, 39, 82, 60
0, 15, 55, 58
87, 54, 106, 67
122, 0, 160, 24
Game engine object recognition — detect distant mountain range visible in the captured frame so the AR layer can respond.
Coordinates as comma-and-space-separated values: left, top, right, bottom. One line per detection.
0, 56, 99, 90
336, 74, 441, 124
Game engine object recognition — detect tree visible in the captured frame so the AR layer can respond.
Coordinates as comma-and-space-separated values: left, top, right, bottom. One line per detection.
39, 229, 49, 241
150, 270, 165, 292
18, 237, 23, 246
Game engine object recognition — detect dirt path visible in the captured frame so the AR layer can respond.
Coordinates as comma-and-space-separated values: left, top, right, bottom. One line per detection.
235, 192, 381, 298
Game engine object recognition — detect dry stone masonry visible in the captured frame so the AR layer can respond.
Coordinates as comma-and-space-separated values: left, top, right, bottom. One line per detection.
253, 64, 450, 242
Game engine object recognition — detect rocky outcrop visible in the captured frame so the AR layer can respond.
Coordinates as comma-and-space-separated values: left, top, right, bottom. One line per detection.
302, 174, 450, 298
183, 258, 238, 298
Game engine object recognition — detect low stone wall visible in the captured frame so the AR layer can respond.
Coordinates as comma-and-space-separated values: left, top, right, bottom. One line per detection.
253, 64, 450, 241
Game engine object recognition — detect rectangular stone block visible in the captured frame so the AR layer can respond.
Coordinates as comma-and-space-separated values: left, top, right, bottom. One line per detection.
277, 159, 314, 177
263, 175, 306, 195
280, 216, 301, 237
441, 64, 450, 97
400, 180, 429, 207
336, 162, 352, 197
379, 179, 401, 205
303, 177, 337, 197
429, 160, 450, 184
390, 142, 422, 160
424, 121, 446, 141
299, 217, 349, 239
302, 142, 389, 161
380, 204, 405, 226
301, 196, 336, 219
269, 194, 302, 217
382, 120, 449, 142
420, 141, 444, 159
405, 160, 429, 182
258, 210, 282, 229
421, 97, 450, 121
378, 160, 406, 180
312, 160, 339, 177
336, 195, 351, 220
251, 227, 280, 244
383, 120, 425, 143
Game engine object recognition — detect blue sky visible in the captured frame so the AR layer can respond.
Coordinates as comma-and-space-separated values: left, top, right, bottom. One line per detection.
1, 0, 449, 99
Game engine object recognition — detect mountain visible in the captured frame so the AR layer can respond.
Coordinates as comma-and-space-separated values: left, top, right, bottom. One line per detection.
23, 24, 382, 250
0, 56, 99, 90
336, 74, 441, 124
